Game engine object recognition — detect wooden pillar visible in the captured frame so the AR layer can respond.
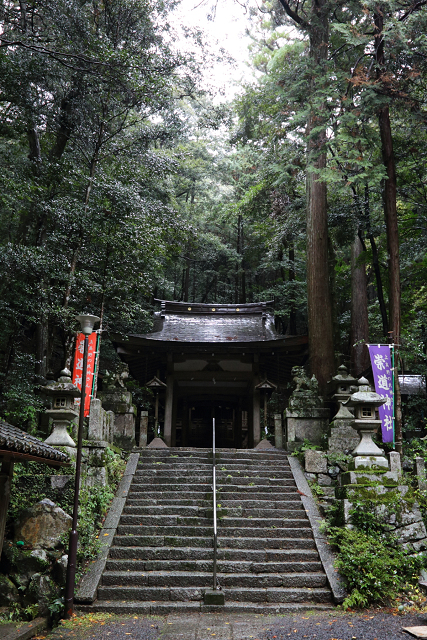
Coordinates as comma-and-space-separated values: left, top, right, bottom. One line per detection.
171, 384, 178, 447
0, 458, 14, 557
182, 398, 189, 447
235, 396, 243, 449
253, 390, 261, 447
164, 374, 174, 447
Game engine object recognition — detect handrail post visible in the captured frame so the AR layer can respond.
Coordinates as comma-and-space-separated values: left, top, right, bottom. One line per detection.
212, 417, 217, 591
204, 415, 224, 605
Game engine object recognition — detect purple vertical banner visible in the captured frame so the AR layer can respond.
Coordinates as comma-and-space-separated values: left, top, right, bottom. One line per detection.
368, 344, 394, 443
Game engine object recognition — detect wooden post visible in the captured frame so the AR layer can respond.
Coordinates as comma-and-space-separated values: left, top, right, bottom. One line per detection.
0, 458, 14, 557
164, 374, 173, 447
253, 390, 261, 447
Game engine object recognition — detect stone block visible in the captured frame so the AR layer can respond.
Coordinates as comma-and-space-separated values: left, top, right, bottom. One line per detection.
328, 421, 360, 454
354, 455, 388, 469
113, 413, 136, 450
394, 520, 427, 544
53, 554, 68, 586
86, 466, 108, 488
305, 450, 327, 474
106, 411, 114, 443
317, 473, 332, 486
304, 472, 317, 481
286, 412, 329, 447
274, 413, 283, 450
416, 457, 427, 491
101, 390, 133, 411
50, 475, 73, 491
139, 411, 148, 448
14, 498, 72, 549
204, 589, 225, 605
389, 451, 402, 476
0, 574, 19, 607
88, 398, 105, 441
25, 573, 59, 615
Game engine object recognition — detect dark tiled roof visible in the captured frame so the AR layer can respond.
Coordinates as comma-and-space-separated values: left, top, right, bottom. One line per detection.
138, 300, 283, 344
0, 419, 69, 464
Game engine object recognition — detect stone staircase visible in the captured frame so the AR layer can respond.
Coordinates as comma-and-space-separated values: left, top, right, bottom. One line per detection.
79, 448, 334, 614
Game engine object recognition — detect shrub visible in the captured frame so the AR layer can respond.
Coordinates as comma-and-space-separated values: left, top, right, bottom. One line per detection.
329, 526, 424, 609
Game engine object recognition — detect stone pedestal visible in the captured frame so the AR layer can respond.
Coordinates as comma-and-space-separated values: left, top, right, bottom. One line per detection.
274, 413, 283, 449
139, 411, 148, 448
285, 368, 329, 450
101, 389, 136, 450
286, 407, 330, 450
328, 405, 359, 454
88, 399, 114, 444
82, 443, 109, 487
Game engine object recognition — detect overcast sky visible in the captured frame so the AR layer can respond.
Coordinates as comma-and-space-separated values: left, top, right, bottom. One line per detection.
172, 0, 257, 97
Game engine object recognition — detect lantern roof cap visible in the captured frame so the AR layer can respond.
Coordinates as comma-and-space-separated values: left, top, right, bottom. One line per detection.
332, 364, 358, 385
345, 377, 386, 408
41, 369, 81, 397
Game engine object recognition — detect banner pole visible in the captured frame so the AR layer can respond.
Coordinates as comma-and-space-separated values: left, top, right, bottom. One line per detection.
392, 343, 395, 449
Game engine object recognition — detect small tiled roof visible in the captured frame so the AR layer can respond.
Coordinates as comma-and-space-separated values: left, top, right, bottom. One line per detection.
0, 419, 70, 464
139, 300, 282, 344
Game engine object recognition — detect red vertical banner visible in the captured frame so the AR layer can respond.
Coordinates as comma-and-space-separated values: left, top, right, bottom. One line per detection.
72, 332, 97, 417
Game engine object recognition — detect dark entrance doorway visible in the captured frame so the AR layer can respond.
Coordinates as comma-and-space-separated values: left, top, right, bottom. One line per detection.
175, 395, 248, 448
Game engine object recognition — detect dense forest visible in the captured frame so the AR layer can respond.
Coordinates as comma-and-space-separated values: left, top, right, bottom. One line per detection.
1, 0, 427, 435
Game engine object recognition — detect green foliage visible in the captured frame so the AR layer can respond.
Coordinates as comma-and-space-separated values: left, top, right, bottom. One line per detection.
291, 439, 320, 463
75, 484, 115, 566
329, 526, 423, 609
7, 447, 123, 570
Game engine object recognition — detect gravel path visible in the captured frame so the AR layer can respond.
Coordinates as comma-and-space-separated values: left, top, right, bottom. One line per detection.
41, 610, 427, 640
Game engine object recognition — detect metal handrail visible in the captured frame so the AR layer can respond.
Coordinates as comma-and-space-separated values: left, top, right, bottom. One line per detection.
212, 417, 218, 590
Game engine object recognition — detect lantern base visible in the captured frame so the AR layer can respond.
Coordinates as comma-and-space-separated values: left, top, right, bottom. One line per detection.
353, 455, 389, 470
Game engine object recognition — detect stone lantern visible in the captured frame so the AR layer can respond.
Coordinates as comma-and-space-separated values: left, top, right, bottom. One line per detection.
345, 376, 387, 469
42, 369, 81, 451
331, 364, 358, 418
328, 364, 359, 453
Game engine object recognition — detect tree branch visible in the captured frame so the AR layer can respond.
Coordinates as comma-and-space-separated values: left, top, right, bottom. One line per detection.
276, 0, 309, 28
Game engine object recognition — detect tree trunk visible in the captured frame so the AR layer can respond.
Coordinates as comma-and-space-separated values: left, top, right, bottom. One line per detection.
374, 5, 402, 452
306, 0, 335, 394
350, 233, 370, 376
364, 185, 389, 336
288, 242, 297, 334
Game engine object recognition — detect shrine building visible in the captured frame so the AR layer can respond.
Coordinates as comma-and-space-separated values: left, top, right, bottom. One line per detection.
111, 300, 307, 449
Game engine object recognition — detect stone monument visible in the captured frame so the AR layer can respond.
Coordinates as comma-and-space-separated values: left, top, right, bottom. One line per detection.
285, 367, 329, 450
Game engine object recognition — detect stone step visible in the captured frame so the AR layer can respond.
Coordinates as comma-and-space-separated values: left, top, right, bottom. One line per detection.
108, 546, 320, 562
101, 570, 327, 589
128, 484, 210, 493
105, 558, 324, 573
125, 498, 212, 507
217, 537, 316, 550
119, 515, 211, 526
97, 584, 331, 604
131, 477, 296, 488
77, 601, 334, 615
123, 506, 305, 518
113, 535, 213, 548
135, 469, 293, 478
77, 448, 335, 614
128, 487, 300, 498
119, 514, 309, 528
137, 458, 291, 471
117, 525, 312, 538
